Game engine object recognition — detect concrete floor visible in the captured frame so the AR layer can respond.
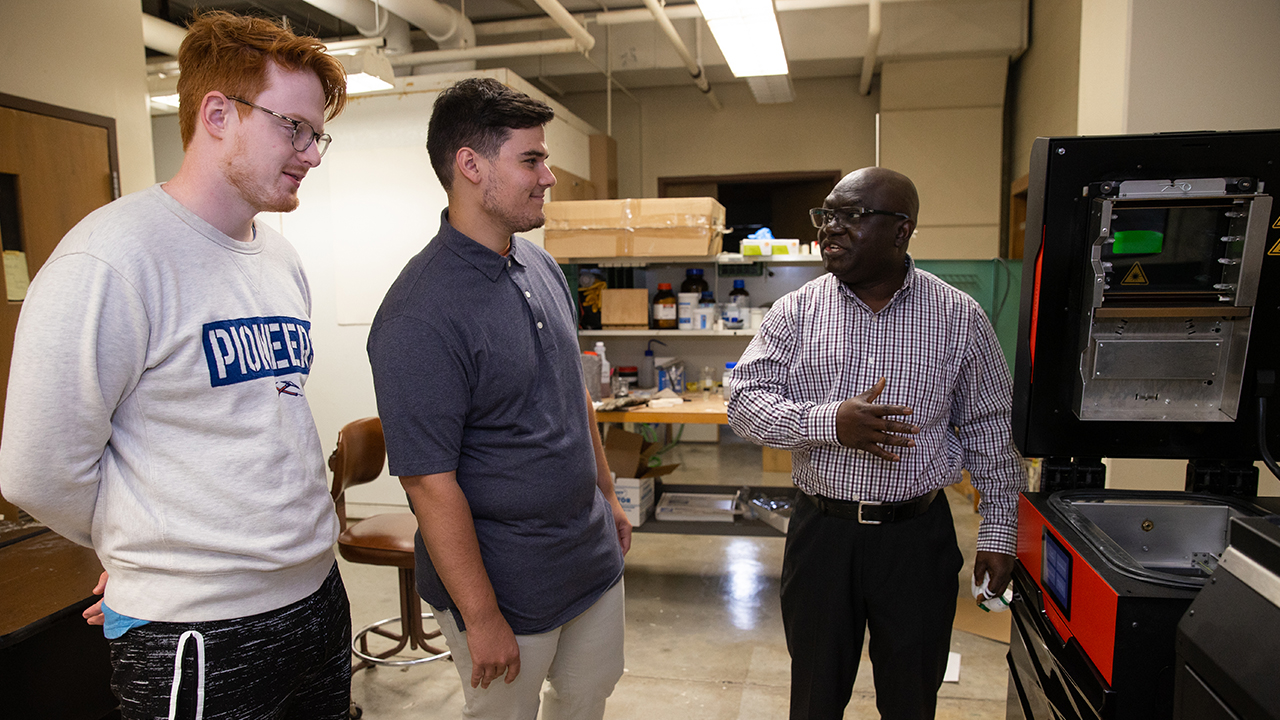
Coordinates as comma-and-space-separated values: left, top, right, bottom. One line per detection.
344, 431, 1011, 719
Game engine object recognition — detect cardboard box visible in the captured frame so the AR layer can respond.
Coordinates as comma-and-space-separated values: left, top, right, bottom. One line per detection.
601, 288, 649, 328
614, 476, 654, 507
614, 476, 654, 526
604, 428, 679, 528
544, 197, 725, 259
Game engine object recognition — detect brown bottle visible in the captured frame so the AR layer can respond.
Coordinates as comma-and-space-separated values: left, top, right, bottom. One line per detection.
652, 283, 677, 329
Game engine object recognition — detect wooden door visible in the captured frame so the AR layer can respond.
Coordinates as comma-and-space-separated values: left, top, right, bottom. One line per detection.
0, 96, 115, 517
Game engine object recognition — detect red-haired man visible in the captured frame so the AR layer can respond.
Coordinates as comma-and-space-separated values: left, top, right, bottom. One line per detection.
0, 12, 351, 719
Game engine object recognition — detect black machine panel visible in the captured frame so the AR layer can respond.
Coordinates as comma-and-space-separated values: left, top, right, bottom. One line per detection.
1012, 131, 1280, 461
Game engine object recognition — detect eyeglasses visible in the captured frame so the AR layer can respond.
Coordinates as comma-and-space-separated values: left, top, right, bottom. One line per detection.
227, 96, 331, 157
809, 206, 911, 229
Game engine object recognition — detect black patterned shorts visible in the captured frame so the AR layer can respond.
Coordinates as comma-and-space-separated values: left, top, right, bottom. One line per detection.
108, 563, 351, 720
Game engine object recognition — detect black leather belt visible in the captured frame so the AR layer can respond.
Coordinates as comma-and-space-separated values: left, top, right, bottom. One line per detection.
808, 489, 939, 524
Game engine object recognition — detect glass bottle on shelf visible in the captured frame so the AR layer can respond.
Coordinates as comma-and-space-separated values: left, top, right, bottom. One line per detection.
651, 283, 677, 329
680, 268, 710, 296
723, 279, 749, 329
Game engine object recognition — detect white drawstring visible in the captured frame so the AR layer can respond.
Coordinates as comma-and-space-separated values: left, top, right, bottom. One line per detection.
168, 630, 206, 720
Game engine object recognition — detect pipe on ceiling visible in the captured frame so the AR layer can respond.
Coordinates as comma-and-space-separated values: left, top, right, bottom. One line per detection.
473, 0, 929, 38
142, 14, 187, 56
300, 0, 413, 54
387, 37, 584, 67
859, 0, 881, 95
531, 0, 596, 52
376, 0, 474, 50
640, 0, 721, 110
474, 4, 701, 37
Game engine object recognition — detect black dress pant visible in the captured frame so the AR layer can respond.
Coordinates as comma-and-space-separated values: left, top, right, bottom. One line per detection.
781, 491, 964, 720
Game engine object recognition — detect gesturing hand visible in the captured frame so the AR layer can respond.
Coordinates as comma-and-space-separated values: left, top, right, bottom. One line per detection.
835, 377, 919, 461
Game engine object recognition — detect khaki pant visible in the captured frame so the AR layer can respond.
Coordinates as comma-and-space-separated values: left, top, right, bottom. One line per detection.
434, 579, 625, 720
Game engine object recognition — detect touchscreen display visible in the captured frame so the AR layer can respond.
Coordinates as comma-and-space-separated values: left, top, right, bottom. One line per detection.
1042, 528, 1073, 619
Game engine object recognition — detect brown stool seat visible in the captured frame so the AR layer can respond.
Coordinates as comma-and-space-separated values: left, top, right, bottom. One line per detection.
337, 513, 418, 568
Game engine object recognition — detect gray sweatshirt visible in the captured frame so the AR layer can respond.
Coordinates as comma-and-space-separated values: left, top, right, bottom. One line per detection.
0, 184, 338, 622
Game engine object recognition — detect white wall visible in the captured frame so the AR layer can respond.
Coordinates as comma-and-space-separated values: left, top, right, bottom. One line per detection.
0, 0, 155, 194
1011, 0, 1081, 179
1076, 0, 1131, 135
561, 78, 878, 201
880, 57, 1009, 259
1126, 0, 1280, 134
152, 114, 183, 183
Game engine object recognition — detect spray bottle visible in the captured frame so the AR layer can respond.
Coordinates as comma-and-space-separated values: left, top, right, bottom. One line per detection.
593, 341, 612, 398
638, 339, 666, 390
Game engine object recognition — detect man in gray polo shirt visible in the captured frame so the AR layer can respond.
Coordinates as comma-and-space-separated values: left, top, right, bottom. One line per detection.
367, 78, 630, 719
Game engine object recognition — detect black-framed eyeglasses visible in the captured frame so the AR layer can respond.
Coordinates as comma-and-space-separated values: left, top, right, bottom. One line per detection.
227, 96, 331, 157
809, 206, 911, 229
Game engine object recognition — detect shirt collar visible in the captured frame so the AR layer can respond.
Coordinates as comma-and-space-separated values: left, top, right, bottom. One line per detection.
836, 254, 917, 310
438, 209, 527, 282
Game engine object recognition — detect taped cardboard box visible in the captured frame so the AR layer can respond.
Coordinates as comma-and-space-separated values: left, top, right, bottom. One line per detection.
544, 197, 725, 259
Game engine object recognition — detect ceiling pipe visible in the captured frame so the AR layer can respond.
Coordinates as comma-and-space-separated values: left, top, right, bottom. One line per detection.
475, 4, 701, 37
531, 0, 597, 51
859, 0, 881, 95
298, 0, 413, 54
377, 0, 474, 50
640, 0, 721, 110
142, 15, 187, 56
473, 0, 929, 37
387, 37, 584, 67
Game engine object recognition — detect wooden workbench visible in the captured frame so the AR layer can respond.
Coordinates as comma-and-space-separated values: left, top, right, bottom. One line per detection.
594, 396, 729, 425
0, 522, 116, 719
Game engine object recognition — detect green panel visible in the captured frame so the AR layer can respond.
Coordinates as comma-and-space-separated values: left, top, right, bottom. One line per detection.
914, 259, 1022, 375
1112, 229, 1164, 254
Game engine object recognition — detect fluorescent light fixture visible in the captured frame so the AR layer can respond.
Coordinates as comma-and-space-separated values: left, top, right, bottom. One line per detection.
339, 49, 395, 94
151, 93, 181, 109
696, 0, 789, 77
747, 74, 794, 104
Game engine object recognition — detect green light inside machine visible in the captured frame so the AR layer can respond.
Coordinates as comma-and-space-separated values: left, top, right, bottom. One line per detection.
1112, 229, 1164, 254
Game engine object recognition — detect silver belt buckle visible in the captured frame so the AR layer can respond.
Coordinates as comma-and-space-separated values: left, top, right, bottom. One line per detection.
857, 500, 882, 524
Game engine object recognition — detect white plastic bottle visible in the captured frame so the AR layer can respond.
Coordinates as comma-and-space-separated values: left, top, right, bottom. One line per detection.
593, 341, 612, 398
722, 362, 737, 401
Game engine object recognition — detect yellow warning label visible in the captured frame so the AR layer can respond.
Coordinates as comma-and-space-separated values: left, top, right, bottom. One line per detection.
1269, 238, 1280, 256
1272, 216, 1280, 229
1121, 262, 1149, 285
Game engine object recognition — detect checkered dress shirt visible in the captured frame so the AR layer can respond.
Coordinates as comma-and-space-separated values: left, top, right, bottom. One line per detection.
727, 258, 1024, 554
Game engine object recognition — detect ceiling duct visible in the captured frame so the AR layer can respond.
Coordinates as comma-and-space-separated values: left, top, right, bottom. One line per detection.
299, 0, 412, 55
142, 14, 187, 57
376, 0, 474, 49
388, 38, 585, 67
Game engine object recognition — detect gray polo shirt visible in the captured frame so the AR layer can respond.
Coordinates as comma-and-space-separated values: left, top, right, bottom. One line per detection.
367, 211, 623, 634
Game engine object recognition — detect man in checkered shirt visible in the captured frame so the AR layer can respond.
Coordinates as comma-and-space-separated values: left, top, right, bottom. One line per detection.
728, 166, 1025, 720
